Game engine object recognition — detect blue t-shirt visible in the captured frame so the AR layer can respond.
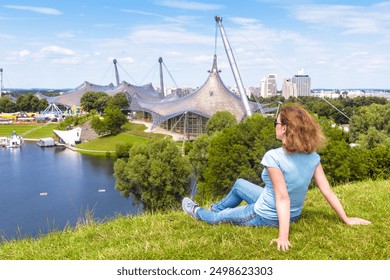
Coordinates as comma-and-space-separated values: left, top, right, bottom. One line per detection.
254, 147, 320, 220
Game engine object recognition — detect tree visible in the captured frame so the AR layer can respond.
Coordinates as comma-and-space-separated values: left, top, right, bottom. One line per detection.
37, 98, 49, 112
16, 94, 33, 112
0, 96, 17, 113
187, 133, 210, 182
367, 145, 390, 180
114, 138, 192, 212
194, 113, 279, 201
80, 91, 110, 113
107, 92, 129, 110
346, 146, 370, 182
205, 111, 238, 135
349, 103, 390, 148
358, 127, 390, 149
104, 107, 127, 135
90, 107, 127, 135
29, 96, 39, 112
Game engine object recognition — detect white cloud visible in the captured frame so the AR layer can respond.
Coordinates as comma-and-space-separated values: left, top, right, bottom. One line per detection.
56, 31, 76, 39
351, 51, 369, 57
51, 57, 81, 64
156, 0, 223, 11
165, 51, 183, 56
292, 3, 390, 35
18, 49, 31, 58
121, 9, 199, 25
93, 23, 116, 28
230, 17, 261, 26
192, 55, 213, 62
40, 46, 76, 56
110, 56, 135, 64
0, 33, 16, 40
129, 25, 213, 45
4, 5, 62, 15
121, 9, 164, 17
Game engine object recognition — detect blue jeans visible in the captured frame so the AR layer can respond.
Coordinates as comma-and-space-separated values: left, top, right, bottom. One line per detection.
195, 178, 279, 227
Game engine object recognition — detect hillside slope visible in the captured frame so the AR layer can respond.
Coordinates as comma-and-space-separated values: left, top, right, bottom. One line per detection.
0, 179, 388, 260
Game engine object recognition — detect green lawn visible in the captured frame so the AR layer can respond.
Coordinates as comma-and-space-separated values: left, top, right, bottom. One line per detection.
75, 122, 170, 155
0, 122, 169, 154
0, 179, 388, 260
0, 123, 59, 138
76, 133, 150, 152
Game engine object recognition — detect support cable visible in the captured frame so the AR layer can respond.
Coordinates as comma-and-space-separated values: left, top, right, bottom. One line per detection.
140, 62, 158, 85
117, 62, 138, 85
99, 63, 113, 84
163, 111, 187, 139
162, 62, 179, 88
224, 21, 350, 120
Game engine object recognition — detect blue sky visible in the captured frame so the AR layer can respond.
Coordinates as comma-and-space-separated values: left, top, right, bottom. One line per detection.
0, 0, 389, 89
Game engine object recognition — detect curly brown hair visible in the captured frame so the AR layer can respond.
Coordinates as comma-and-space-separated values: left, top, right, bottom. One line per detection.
280, 105, 326, 153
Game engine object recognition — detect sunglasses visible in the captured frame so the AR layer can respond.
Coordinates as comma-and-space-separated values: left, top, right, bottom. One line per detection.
274, 119, 283, 127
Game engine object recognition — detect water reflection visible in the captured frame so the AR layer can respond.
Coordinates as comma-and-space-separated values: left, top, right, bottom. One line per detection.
0, 143, 142, 241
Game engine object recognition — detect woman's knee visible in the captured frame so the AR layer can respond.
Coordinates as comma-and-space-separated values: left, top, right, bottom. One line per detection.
233, 178, 247, 189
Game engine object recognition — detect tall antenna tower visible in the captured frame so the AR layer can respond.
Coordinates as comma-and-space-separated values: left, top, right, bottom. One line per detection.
113, 59, 120, 86
158, 57, 165, 96
215, 16, 252, 117
0, 68, 3, 98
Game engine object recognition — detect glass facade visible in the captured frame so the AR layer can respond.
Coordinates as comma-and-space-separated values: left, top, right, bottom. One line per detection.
132, 111, 209, 137
160, 113, 208, 137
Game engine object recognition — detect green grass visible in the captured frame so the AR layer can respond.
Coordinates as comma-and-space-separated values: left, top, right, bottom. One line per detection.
0, 122, 170, 155
0, 123, 59, 139
74, 122, 172, 155
23, 123, 60, 139
0, 179, 388, 260
76, 133, 150, 152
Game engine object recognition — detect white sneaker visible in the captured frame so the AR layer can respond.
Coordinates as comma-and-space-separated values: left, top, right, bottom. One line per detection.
182, 197, 199, 219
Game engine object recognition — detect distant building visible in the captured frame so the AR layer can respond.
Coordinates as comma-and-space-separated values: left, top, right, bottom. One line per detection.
260, 78, 266, 98
247, 86, 261, 99
282, 79, 297, 99
260, 74, 278, 98
292, 70, 311, 96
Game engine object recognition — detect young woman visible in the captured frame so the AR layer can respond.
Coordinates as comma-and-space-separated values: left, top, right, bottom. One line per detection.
182, 104, 371, 251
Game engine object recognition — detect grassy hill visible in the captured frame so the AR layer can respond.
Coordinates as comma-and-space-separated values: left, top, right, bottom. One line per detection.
0, 179, 388, 260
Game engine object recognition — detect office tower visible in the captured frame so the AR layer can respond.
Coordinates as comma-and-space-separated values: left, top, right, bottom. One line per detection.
260, 74, 277, 98
292, 70, 311, 96
282, 78, 297, 99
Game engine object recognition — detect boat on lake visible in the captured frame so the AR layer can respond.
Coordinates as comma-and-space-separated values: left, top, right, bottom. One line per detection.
37, 137, 55, 147
0, 131, 23, 148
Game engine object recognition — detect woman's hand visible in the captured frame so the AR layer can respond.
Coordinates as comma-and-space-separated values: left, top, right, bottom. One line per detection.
270, 238, 291, 251
345, 217, 371, 225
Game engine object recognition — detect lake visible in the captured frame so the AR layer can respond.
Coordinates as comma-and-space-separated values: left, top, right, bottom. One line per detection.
0, 143, 142, 241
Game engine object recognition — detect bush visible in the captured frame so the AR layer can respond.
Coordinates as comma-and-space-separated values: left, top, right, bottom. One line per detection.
114, 138, 192, 212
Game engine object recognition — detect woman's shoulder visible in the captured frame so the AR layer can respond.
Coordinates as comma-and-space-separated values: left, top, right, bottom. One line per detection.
266, 147, 284, 154
262, 147, 285, 165
265, 148, 320, 160
264, 147, 286, 157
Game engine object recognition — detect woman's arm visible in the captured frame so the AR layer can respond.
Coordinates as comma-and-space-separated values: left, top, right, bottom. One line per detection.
313, 164, 371, 225
267, 167, 291, 251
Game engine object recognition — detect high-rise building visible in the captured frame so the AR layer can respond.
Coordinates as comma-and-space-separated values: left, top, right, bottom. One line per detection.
282, 78, 297, 99
260, 74, 277, 98
260, 78, 267, 98
292, 70, 311, 96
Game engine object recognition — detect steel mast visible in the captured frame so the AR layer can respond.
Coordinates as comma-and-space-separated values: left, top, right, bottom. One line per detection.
113, 59, 120, 86
0, 68, 3, 98
215, 16, 252, 116
158, 57, 165, 96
